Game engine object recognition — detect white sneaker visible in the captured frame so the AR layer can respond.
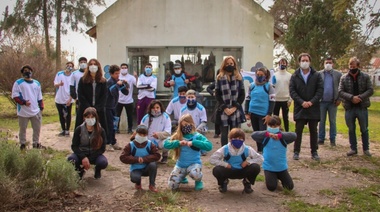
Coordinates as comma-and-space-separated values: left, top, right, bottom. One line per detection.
106, 144, 115, 152
112, 143, 122, 150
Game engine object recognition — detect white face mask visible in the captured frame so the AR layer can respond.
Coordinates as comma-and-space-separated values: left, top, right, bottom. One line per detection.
174, 69, 181, 75
89, 65, 98, 73
121, 69, 128, 75
79, 63, 87, 70
135, 134, 147, 144
85, 118, 96, 126
324, 64, 333, 71
300, 62, 310, 70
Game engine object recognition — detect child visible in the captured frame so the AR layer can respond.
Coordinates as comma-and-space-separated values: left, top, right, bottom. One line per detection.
251, 115, 296, 191
210, 128, 263, 194
164, 114, 213, 191
120, 125, 161, 192
141, 100, 172, 163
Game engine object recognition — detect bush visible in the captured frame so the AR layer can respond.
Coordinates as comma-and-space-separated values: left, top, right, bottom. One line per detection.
46, 159, 80, 192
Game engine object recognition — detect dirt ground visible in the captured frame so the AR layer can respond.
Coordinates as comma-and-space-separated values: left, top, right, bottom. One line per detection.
20, 122, 380, 212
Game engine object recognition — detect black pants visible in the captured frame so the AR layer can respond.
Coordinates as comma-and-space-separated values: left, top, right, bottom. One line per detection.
215, 122, 221, 135
115, 102, 134, 131
294, 119, 318, 153
264, 170, 294, 191
212, 164, 261, 186
273, 101, 289, 132
55, 103, 72, 131
130, 162, 157, 186
250, 113, 267, 152
220, 124, 238, 146
105, 108, 116, 145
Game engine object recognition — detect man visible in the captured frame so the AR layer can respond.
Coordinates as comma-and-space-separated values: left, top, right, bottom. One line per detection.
54, 61, 74, 136
12, 65, 45, 150
289, 53, 323, 161
115, 63, 137, 134
339, 57, 373, 157
273, 58, 292, 132
70, 57, 87, 112
165, 86, 188, 132
164, 63, 195, 97
318, 57, 342, 146
136, 63, 157, 124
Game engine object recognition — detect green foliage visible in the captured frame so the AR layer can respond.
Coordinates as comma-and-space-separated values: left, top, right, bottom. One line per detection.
46, 159, 79, 192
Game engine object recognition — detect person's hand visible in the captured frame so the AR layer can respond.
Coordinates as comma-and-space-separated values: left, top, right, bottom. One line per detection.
241, 161, 249, 168
269, 133, 279, 140
82, 157, 90, 170
263, 115, 270, 125
226, 164, 232, 169
117, 80, 123, 86
180, 140, 187, 146
187, 141, 193, 147
245, 114, 251, 121
335, 100, 341, 106
185, 79, 189, 84
224, 108, 231, 116
25, 100, 31, 106
152, 132, 158, 139
66, 98, 72, 106
230, 107, 237, 114
133, 71, 138, 78
138, 157, 144, 164
287, 101, 292, 108
302, 101, 310, 108
352, 96, 362, 104
59, 80, 64, 86
169, 80, 175, 86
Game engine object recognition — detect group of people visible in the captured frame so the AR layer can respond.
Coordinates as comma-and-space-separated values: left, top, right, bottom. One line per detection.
11, 53, 373, 193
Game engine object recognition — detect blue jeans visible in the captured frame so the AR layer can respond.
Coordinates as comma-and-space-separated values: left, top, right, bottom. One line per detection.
344, 107, 369, 151
318, 102, 338, 142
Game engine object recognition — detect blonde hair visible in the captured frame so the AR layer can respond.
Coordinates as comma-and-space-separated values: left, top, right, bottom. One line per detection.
170, 114, 196, 160
217, 56, 242, 81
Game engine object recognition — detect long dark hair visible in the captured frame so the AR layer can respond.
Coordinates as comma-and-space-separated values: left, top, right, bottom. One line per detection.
82, 58, 106, 84
83, 107, 103, 150
146, 100, 165, 129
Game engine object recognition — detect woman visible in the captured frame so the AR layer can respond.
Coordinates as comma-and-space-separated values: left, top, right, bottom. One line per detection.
215, 56, 246, 146
68, 107, 108, 179
75, 59, 108, 134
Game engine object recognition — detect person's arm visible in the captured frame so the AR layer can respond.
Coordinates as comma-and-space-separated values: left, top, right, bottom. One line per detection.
70, 74, 77, 99
209, 146, 229, 167
163, 139, 180, 149
71, 127, 86, 161
289, 73, 305, 105
142, 142, 161, 163
119, 143, 139, 164
281, 132, 297, 144
358, 74, 374, 100
100, 129, 107, 154
267, 83, 276, 115
185, 72, 196, 82
119, 80, 129, 96
310, 72, 324, 105
206, 82, 216, 96
236, 80, 246, 105
164, 75, 172, 88
215, 80, 227, 109
246, 146, 264, 164
250, 131, 267, 143
77, 79, 90, 109
338, 75, 353, 101
95, 81, 108, 109
191, 134, 213, 151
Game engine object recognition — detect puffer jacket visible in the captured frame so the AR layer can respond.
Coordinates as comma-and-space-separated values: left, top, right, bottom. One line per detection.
338, 70, 373, 110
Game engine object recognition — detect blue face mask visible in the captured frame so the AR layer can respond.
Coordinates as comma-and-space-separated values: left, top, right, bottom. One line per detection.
256, 76, 265, 83
145, 67, 152, 75
187, 99, 197, 106
280, 65, 287, 70
179, 95, 186, 100
267, 127, 280, 134
231, 139, 244, 149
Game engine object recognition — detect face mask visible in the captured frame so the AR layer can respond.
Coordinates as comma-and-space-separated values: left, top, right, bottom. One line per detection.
324, 64, 332, 71
174, 69, 181, 75
66, 67, 73, 72
23, 72, 32, 79
181, 124, 193, 134
145, 67, 152, 75
280, 65, 287, 70
267, 127, 280, 134
187, 99, 197, 106
79, 63, 87, 70
89, 65, 98, 73
151, 110, 161, 117
256, 76, 266, 83
121, 69, 128, 75
85, 118, 96, 126
135, 134, 147, 144
349, 68, 358, 74
300, 62, 310, 70
231, 139, 244, 149
225, 65, 235, 73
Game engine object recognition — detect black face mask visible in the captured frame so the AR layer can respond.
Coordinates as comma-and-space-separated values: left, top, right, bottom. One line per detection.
23, 72, 32, 78
349, 68, 359, 74
225, 65, 235, 73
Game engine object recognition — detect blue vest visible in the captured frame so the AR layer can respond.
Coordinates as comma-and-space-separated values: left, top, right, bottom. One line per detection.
248, 82, 270, 116
129, 140, 151, 171
262, 137, 288, 172
223, 145, 249, 170
172, 73, 186, 97
176, 133, 202, 168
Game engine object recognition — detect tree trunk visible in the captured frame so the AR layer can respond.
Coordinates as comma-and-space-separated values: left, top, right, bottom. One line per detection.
55, 0, 62, 70
43, 0, 50, 58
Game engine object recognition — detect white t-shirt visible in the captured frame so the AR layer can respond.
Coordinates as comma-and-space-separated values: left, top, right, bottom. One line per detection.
118, 73, 137, 104
137, 74, 157, 99
141, 112, 172, 144
11, 78, 43, 117
54, 71, 73, 104
179, 103, 207, 127
70, 69, 84, 97
165, 97, 186, 121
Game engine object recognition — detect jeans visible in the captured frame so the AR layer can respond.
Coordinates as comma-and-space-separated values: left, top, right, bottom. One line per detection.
345, 107, 369, 151
318, 101, 338, 142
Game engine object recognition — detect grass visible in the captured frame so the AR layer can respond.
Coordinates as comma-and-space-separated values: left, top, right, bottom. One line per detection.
373, 86, 380, 97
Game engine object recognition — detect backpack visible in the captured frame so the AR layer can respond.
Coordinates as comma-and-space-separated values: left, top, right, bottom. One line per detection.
130, 140, 152, 156
249, 82, 269, 94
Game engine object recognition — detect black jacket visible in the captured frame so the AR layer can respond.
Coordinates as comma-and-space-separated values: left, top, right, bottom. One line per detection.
77, 78, 107, 113
289, 67, 324, 120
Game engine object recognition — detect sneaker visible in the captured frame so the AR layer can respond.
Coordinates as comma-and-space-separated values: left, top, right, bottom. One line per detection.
218, 179, 229, 193
330, 141, 336, 147
112, 143, 122, 150
213, 134, 220, 138
149, 185, 158, 192
346, 149, 358, 156
160, 156, 168, 164
128, 129, 133, 134
106, 144, 115, 152
65, 130, 70, 136
57, 131, 65, 137
311, 152, 320, 161
195, 181, 203, 191
180, 177, 189, 184
318, 140, 324, 145
33, 143, 46, 149
363, 150, 372, 157
293, 152, 300, 160
94, 169, 101, 179
116, 129, 120, 134
20, 144, 26, 150
242, 179, 253, 194
135, 184, 142, 190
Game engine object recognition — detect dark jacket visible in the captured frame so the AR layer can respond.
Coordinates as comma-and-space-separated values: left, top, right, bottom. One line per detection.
77, 78, 107, 112
319, 69, 342, 103
338, 70, 373, 110
289, 67, 324, 120
105, 77, 129, 109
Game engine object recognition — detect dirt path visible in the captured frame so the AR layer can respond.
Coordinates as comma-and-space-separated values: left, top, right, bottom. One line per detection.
21, 123, 380, 211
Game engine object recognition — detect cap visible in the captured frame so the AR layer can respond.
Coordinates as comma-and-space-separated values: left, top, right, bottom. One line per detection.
174, 63, 182, 69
